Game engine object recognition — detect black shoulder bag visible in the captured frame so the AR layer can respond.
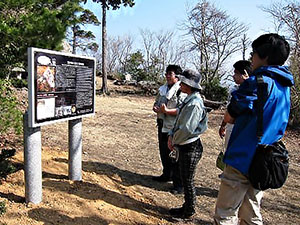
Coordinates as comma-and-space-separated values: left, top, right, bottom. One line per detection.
248, 73, 289, 191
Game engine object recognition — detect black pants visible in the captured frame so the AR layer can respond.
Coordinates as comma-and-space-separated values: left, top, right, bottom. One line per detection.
178, 139, 203, 213
157, 119, 182, 187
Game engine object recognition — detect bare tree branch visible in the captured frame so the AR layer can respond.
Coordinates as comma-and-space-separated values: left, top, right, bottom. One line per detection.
183, 0, 248, 83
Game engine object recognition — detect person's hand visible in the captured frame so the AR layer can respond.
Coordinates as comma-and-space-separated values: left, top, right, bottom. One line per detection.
224, 111, 235, 124
219, 125, 226, 139
219, 120, 226, 139
153, 105, 160, 113
160, 104, 168, 113
168, 136, 173, 151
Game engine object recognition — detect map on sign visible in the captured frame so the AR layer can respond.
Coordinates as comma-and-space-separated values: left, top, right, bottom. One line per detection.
28, 48, 96, 127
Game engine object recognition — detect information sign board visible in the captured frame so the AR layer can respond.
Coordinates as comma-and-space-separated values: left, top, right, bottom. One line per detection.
28, 48, 96, 127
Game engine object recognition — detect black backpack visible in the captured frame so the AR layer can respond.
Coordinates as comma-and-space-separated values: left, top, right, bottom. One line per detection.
248, 73, 289, 191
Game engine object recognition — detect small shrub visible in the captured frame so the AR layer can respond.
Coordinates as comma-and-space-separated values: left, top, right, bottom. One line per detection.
0, 201, 6, 216
0, 79, 23, 135
289, 57, 300, 127
10, 78, 28, 88
0, 149, 17, 178
111, 72, 125, 81
202, 78, 228, 102
0, 161, 16, 178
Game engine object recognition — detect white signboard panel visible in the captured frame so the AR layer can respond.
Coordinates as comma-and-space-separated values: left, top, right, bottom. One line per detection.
28, 47, 96, 127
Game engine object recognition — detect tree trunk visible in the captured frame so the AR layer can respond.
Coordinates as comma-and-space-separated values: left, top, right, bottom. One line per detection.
203, 98, 226, 110
72, 25, 76, 54
101, 3, 108, 94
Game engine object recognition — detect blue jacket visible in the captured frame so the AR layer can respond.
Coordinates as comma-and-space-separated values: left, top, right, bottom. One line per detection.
224, 66, 294, 175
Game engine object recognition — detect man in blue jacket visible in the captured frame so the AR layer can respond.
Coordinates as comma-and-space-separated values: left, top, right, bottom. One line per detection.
214, 33, 294, 224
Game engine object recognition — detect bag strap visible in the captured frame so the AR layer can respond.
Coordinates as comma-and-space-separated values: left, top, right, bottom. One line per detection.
256, 73, 268, 142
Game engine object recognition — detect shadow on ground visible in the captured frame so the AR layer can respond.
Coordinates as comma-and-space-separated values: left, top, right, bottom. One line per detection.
42, 174, 169, 220
196, 186, 218, 198
0, 192, 25, 203
54, 158, 173, 192
28, 208, 108, 225
45, 158, 219, 224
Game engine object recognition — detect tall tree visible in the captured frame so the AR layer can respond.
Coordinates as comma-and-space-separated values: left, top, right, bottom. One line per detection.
139, 29, 188, 81
68, 8, 100, 54
84, 0, 135, 94
0, 0, 83, 79
241, 34, 251, 60
261, 0, 300, 125
106, 35, 133, 74
184, 0, 248, 84
261, 0, 299, 59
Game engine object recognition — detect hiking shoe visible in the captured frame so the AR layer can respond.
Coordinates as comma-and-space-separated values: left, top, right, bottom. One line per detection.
170, 186, 183, 194
152, 175, 171, 182
182, 210, 195, 219
169, 206, 185, 216
172, 210, 195, 219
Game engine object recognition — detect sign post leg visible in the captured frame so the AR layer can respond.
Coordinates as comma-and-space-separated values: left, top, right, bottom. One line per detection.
68, 118, 82, 181
23, 112, 42, 204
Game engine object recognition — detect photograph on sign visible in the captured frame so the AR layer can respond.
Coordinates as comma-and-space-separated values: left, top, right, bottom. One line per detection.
28, 48, 96, 127
36, 65, 56, 92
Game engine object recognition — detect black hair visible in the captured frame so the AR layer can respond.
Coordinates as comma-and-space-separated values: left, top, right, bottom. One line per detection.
233, 60, 252, 75
251, 33, 290, 65
191, 87, 201, 93
166, 64, 182, 75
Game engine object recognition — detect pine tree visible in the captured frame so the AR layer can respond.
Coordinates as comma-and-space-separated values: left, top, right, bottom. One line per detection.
84, 0, 135, 94
0, 0, 83, 78
68, 8, 100, 54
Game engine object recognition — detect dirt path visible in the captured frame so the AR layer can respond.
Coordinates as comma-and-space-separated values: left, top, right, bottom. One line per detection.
0, 94, 299, 225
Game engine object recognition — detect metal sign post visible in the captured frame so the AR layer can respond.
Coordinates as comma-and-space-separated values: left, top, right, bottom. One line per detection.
23, 112, 42, 204
68, 118, 82, 181
24, 48, 96, 203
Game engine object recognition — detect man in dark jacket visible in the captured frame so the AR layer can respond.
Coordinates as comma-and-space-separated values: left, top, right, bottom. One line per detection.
214, 33, 294, 224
